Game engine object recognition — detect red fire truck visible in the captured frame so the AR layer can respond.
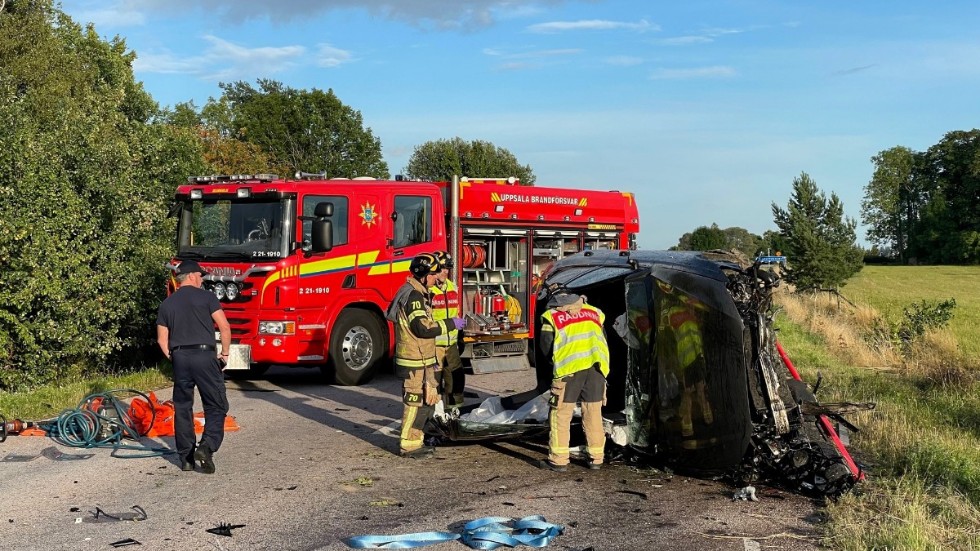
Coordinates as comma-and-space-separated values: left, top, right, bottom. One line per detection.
167, 174, 639, 385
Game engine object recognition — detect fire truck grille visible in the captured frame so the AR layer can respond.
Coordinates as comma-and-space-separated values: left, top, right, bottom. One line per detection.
226, 317, 251, 337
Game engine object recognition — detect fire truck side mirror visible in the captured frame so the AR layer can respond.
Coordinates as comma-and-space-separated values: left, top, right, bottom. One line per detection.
311, 202, 334, 253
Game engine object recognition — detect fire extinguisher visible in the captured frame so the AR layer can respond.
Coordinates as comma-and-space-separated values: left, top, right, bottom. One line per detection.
473, 289, 483, 315
491, 293, 506, 316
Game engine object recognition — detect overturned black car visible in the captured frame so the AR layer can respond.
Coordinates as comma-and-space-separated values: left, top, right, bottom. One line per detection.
429, 249, 868, 497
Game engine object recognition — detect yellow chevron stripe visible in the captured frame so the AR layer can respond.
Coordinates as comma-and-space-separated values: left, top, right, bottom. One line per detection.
300, 254, 358, 276
578, 198, 588, 207
359, 250, 388, 275
262, 270, 282, 295
393, 259, 412, 274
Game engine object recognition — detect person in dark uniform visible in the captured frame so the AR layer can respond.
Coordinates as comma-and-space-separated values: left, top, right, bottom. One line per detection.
156, 260, 232, 474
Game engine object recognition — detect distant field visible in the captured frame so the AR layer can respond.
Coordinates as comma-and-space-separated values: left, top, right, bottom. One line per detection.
843, 265, 980, 359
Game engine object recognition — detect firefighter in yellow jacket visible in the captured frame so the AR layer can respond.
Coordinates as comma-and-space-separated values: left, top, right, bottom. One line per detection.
658, 281, 713, 440
430, 251, 465, 408
538, 290, 610, 471
388, 253, 466, 458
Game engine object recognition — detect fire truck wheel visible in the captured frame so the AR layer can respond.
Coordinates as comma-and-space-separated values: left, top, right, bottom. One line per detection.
327, 309, 385, 386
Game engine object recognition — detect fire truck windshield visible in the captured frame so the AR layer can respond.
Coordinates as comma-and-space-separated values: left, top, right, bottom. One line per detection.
176, 199, 286, 261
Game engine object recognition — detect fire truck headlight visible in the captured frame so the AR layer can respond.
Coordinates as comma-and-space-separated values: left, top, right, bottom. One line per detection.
225, 283, 239, 301
212, 282, 226, 300
258, 321, 296, 335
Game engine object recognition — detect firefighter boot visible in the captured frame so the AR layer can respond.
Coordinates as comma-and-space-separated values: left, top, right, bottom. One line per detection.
194, 443, 216, 474
537, 459, 567, 472
401, 446, 435, 459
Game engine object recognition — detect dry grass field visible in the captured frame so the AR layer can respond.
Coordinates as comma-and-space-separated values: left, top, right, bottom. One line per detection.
775, 265, 980, 550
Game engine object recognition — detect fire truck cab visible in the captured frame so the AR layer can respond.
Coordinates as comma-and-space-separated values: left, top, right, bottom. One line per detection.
168, 174, 638, 386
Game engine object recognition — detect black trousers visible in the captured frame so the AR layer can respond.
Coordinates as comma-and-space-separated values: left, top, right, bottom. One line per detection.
172, 348, 229, 458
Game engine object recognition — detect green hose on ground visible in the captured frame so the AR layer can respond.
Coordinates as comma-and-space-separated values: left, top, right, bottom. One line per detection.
42, 388, 172, 458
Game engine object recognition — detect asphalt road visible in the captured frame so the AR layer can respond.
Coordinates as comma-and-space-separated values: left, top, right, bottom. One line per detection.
0, 367, 826, 550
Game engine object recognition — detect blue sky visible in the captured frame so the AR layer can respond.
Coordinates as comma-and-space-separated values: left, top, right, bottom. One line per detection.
60, 0, 980, 250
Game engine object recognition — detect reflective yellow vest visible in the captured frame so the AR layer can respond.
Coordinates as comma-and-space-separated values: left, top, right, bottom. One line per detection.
542, 304, 609, 378
666, 303, 702, 368
430, 279, 459, 347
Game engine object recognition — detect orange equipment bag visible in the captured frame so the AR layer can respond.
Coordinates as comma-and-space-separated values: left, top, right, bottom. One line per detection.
128, 391, 239, 436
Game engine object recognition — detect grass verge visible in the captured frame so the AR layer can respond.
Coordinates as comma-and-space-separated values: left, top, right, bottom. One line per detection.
0, 365, 172, 422
775, 287, 980, 550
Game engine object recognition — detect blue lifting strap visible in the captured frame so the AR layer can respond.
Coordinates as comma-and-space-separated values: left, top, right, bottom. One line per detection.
344, 531, 460, 548
344, 516, 564, 550
462, 516, 564, 549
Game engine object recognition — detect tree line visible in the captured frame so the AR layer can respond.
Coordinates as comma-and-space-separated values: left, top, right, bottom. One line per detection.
677, 130, 980, 271
861, 131, 980, 265
672, 172, 865, 291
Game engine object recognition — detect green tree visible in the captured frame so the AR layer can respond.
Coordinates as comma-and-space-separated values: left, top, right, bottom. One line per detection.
673, 224, 762, 257
161, 101, 204, 129
771, 172, 864, 289
209, 80, 389, 179
861, 146, 920, 262
404, 137, 535, 184
0, 0, 204, 389
760, 230, 790, 257
674, 224, 726, 251
911, 130, 980, 264
721, 226, 764, 258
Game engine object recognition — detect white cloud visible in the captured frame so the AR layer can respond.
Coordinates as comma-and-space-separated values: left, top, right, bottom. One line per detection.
72, 7, 146, 27
485, 47, 582, 70
657, 35, 712, 46
527, 19, 656, 34
316, 44, 354, 68
122, 0, 574, 29
649, 66, 736, 80
133, 35, 310, 80
656, 26, 750, 46
496, 62, 535, 71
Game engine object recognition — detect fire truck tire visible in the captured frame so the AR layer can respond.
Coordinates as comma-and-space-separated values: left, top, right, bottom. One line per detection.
328, 309, 385, 386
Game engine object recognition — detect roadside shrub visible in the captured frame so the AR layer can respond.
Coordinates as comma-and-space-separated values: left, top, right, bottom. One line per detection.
897, 299, 956, 351
0, 5, 204, 390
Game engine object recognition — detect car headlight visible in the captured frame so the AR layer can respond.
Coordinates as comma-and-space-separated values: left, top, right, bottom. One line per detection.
258, 321, 296, 335
225, 283, 239, 301
212, 282, 226, 300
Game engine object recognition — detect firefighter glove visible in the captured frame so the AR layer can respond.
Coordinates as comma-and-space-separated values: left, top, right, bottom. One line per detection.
423, 365, 440, 406
452, 317, 466, 330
